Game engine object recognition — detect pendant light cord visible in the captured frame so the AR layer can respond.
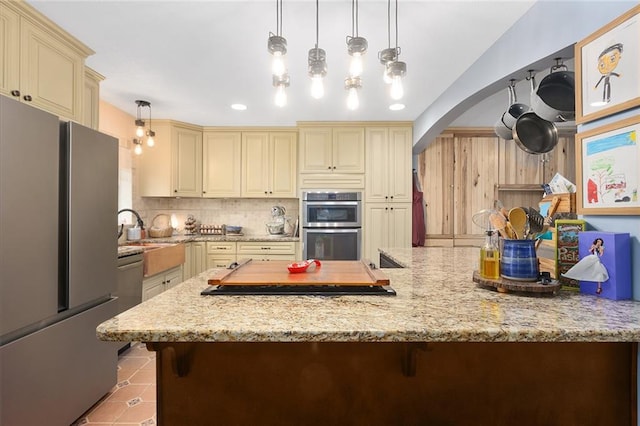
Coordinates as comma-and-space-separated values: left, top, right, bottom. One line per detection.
275, 0, 283, 36
351, 0, 359, 37
387, 0, 391, 49
394, 0, 399, 54
315, 0, 319, 50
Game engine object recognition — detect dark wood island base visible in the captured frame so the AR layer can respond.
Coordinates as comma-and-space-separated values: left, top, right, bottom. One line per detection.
147, 341, 637, 425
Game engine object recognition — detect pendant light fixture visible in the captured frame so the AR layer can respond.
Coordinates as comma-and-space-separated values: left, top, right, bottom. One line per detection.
344, 0, 366, 110
268, 0, 289, 107
379, 0, 406, 100
308, 0, 327, 99
132, 100, 155, 155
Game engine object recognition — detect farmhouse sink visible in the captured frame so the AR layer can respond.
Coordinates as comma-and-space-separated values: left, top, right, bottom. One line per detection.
124, 242, 185, 277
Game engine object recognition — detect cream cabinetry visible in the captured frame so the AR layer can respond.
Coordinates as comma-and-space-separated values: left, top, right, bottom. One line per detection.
138, 120, 203, 197
365, 126, 413, 203
242, 131, 297, 198
364, 203, 412, 266
236, 241, 297, 261
1, 1, 93, 122
142, 265, 183, 301
206, 242, 237, 269
299, 126, 365, 174
202, 131, 242, 198
184, 242, 207, 280
83, 67, 103, 130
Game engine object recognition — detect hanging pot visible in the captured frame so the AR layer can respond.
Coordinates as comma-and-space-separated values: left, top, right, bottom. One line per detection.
512, 111, 558, 154
501, 82, 529, 129
494, 81, 529, 140
530, 62, 575, 122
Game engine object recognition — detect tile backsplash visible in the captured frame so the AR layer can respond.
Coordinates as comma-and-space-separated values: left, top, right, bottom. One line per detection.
127, 197, 300, 237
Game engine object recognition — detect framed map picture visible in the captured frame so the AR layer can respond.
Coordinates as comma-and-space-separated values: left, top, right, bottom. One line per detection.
576, 115, 640, 215
575, 4, 640, 124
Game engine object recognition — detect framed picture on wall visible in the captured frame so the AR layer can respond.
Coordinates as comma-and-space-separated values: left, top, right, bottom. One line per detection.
575, 4, 640, 124
575, 115, 640, 215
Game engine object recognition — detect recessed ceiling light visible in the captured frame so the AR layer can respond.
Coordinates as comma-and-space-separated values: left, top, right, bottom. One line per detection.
389, 103, 405, 111
231, 104, 247, 111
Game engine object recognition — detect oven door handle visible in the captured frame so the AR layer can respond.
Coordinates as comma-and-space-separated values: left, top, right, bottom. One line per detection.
303, 201, 360, 207
304, 228, 361, 233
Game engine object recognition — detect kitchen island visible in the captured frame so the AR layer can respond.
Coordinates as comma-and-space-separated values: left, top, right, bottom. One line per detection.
98, 247, 639, 425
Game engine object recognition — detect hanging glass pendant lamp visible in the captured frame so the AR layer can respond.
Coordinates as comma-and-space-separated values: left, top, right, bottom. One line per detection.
379, 0, 406, 99
308, 0, 327, 99
267, 0, 287, 78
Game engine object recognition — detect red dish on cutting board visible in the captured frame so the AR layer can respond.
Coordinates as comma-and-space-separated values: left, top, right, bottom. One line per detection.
287, 259, 322, 273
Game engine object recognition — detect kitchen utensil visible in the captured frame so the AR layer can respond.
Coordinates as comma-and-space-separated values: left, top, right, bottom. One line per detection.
508, 207, 528, 240
530, 60, 575, 122
225, 225, 242, 234
489, 211, 509, 239
266, 222, 285, 235
527, 207, 545, 238
127, 226, 141, 241
287, 259, 321, 273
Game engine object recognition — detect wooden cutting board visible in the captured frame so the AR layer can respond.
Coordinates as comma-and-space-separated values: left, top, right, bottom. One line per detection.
208, 259, 390, 286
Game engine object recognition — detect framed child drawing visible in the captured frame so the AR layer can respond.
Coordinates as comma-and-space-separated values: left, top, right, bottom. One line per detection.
575, 115, 640, 215
575, 4, 640, 124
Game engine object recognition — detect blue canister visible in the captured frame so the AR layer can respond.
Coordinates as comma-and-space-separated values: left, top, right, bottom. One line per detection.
500, 239, 539, 281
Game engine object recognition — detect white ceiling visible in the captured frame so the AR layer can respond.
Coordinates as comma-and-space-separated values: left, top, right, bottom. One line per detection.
27, 0, 535, 127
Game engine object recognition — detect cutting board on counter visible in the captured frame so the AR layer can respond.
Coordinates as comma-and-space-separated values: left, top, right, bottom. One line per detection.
207, 259, 389, 286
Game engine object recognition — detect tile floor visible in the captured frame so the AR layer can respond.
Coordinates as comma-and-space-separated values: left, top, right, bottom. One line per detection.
72, 343, 157, 426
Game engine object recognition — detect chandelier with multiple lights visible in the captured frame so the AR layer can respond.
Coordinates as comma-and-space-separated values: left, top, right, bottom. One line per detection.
266, 0, 407, 109
132, 100, 155, 155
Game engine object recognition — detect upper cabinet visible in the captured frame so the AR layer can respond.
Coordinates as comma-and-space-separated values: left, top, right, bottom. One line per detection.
299, 126, 365, 174
138, 120, 202, 197
365, 126, 413, 203
83, 67, 104, 130
242, 131, 297, 198
0, 2, 94, 122
202, 131, 242, 198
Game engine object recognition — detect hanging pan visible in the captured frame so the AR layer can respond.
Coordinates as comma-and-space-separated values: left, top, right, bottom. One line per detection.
530, 59, 575, 122
512, 72, 558, 154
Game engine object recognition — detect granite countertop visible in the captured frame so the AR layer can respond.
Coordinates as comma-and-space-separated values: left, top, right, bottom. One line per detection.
99, 247, 640, 343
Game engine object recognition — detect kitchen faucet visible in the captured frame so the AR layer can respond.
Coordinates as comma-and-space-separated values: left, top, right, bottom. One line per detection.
117, 208, 145, 238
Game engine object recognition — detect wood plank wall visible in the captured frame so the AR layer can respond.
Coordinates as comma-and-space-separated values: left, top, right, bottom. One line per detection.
417, 128, 575, 247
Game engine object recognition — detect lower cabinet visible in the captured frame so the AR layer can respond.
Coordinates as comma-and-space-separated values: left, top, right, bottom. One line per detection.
184, 242, 207, 280
207, 242, 237, 269
365, 203, 412, 266
142, 265, 183, 302
236, 241, 297, 261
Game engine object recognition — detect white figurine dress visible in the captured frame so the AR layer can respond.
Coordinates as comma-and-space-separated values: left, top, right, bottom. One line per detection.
562, 250, 609, 282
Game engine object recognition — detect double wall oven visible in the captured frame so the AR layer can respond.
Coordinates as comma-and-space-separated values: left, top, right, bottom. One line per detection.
302, 191, 362, 260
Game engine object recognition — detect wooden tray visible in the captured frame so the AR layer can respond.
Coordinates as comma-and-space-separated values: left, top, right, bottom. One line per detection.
208, 259, 389, 287
472, 271, 561, 295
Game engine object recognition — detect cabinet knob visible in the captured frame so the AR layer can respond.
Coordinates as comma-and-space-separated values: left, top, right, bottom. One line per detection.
264, 191, 268, 194
203, 191, 206, 194
269, 191, 273, 194
10, 90, 20, 97
390, 207, 394, 210
174, 189, 178, 193
23, 95, 32, 102
332, 166, 336, 170
327, 166, 332, 170
390, 196, 394, 199
385, 196, 388, 199
385, 207, 388, 210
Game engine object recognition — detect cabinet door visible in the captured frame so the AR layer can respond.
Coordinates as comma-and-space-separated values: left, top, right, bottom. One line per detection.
333, 127, 364, 173
388, 127, 413, 203
419, 135, 454, 238
299, 127, 333, 173
183, 243, 193, 280
203, 131, 241, 198
236, 241, 296, 256
270, 132, 297, 197
164, 267, 183, 290
365, 127, 390, 202
142, 274, 165, 301
364, 204, 390, 264
242, 132, 269, 197
0, 5, 20, 97
388, 203, 412, 248
207, 255, 236, 269
138, 121, 173, 196
20, 19, 84, 122
192, 242, 207, 276
172, 126, 202, 197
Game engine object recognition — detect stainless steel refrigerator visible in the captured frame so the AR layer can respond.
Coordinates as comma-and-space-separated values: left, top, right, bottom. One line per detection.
0, 95, 119, 425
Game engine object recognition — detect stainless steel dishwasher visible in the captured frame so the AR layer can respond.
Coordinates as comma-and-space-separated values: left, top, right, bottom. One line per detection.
116, 252, 144, 352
